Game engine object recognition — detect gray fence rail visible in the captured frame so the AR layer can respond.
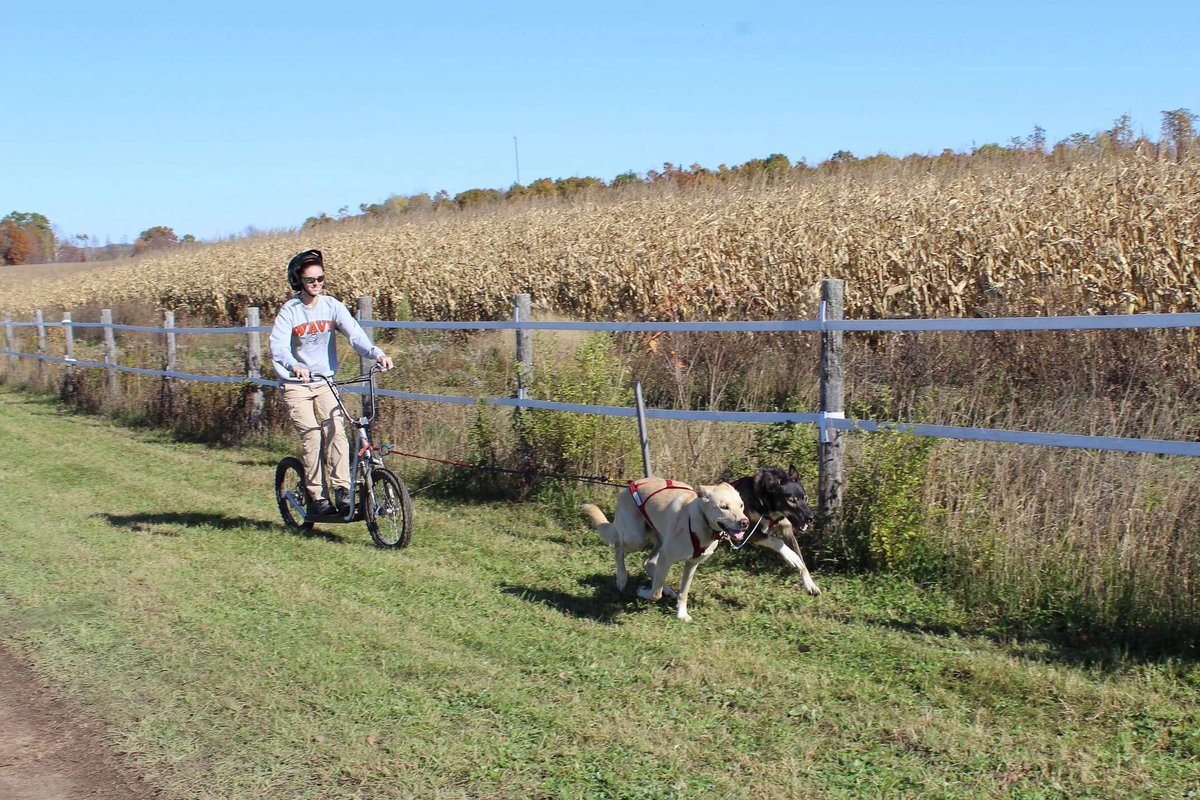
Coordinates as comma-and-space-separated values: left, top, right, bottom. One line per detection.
4, 298, 1200, 460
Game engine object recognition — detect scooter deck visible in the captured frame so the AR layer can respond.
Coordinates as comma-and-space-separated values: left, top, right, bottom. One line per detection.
304, 511, 361, 523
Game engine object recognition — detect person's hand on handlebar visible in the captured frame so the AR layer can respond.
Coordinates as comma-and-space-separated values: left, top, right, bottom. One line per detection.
376, 355, 394, 372
291, 365, 312, 382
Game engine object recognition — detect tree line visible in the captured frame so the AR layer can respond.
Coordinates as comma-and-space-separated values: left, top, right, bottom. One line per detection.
0, 218, 196, 266
304, 109, 1198, 229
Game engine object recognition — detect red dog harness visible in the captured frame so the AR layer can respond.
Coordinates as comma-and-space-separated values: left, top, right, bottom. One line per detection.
627, 479, 710, 559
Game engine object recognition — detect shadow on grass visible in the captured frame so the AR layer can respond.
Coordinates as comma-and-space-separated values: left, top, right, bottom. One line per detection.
235, 457, 280, 468
101, 512, 348, 544
699, 547, 1200, 668
500, 574, 647, 624
5, 394, 60, 408
857, 613, 1200, 669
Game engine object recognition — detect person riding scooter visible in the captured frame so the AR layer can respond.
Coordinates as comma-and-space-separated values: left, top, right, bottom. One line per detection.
269, 249, 393, 516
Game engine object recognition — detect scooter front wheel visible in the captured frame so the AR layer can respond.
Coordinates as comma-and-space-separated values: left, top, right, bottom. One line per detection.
364, 468, 412, 548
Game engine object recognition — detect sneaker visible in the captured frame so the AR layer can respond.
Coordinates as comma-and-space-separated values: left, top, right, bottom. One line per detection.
307, 493, 335, 517
335, 487, 352, 516
304, 491, 333, 515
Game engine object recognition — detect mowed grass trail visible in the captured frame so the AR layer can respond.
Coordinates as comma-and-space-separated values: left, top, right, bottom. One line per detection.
0, 384, 1197, 799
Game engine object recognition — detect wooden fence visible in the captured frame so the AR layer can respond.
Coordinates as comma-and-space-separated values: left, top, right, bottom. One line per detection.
6, 280, 1200, 523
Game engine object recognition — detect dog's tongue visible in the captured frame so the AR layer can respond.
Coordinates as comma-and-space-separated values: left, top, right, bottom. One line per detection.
730, 528, 748, 543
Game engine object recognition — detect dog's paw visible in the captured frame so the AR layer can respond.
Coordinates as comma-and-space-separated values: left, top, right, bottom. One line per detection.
637, 586, 662, 601
676, 610, 694, 622
616, 574, 628, 592
662, 585, 678, 599
803, 577, 822, 597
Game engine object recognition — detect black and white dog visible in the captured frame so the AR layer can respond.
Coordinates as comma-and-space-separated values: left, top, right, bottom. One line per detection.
727, 466, 821, 596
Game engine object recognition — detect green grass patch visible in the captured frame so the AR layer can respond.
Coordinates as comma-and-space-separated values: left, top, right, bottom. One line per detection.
0, 384, 1197, 799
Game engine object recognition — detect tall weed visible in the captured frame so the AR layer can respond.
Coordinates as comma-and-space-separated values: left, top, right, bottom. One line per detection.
515, 333, 639, 516
837, 431, 938, 572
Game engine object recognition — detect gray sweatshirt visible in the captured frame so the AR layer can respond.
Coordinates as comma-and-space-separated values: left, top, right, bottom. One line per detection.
269, 295, 383, 382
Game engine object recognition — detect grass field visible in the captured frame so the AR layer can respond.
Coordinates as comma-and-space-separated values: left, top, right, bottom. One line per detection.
3, 258, 127, 285
1, 382, 1197, 799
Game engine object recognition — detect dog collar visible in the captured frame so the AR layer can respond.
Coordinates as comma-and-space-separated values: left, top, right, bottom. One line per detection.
689, 517, 743, 558
687, 519, 710, 559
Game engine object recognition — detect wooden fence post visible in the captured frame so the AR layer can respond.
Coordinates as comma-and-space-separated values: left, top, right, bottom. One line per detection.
4, 313, 15, 371
514, 293, 534, 492
818, 278, 845, 530
514, 293, 532, 400
246, 307, 264, 429
100, 308, 119, 397
159, 310, 177, 420
35, 309, 46, 377
357, 295, 374, 376
62, 311, 75, 398
164, 311, 177, 374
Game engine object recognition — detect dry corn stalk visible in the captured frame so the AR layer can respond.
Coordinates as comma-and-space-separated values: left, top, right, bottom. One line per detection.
7, 154, 1198, 323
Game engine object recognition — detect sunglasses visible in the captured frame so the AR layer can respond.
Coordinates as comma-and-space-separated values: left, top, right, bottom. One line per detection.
302, 275, 326, 285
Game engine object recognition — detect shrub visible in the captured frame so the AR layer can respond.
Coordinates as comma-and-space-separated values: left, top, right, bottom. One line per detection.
837, 431, 937, 572
515, 333, 638, 504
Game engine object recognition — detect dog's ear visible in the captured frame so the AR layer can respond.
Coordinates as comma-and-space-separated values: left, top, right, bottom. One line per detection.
757, 469, 781, 492
787, 464, 801, 482
753, 469, 779, 506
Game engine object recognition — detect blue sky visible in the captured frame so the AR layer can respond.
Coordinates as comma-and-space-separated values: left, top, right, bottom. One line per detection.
3, 1, 1197, 244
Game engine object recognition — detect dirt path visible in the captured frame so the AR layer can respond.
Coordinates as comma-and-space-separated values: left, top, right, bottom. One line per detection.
0, 639, 160, 800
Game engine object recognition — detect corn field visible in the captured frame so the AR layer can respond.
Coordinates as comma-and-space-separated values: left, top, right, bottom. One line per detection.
5, 153, 1198, 323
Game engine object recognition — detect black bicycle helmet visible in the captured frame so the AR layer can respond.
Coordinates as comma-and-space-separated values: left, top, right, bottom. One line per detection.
287, 249, 324, 290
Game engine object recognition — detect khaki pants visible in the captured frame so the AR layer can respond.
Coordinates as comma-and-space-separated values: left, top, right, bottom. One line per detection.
282, 382, 349, 501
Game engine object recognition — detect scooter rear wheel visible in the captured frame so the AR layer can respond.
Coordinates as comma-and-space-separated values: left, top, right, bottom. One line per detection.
275, 457, 314, 532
